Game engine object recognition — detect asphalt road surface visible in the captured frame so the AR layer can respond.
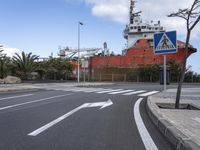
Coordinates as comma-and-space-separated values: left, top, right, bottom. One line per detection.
0, 83, 175, 150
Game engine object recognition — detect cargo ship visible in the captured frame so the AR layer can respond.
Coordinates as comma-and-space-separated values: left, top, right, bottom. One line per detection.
90, 0, 196, 70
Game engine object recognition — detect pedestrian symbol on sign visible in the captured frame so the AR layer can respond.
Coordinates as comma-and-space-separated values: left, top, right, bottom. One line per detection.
161, 35, 169, 47
156, 33, 176, 50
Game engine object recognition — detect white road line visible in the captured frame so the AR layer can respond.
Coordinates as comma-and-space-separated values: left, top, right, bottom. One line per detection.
138, 91, 159, 97
134, 98, 158, 150
28, 105, 82, 136
83, 90, 98, 93
122, 90, 146, 96
0, 94, 72, 111
0, 94, 33, 101
96, 89, 122, 94
71, 89, 84, 92
108, 90, 134, 95
193, 117, 200, 123
83, 88, 105, 93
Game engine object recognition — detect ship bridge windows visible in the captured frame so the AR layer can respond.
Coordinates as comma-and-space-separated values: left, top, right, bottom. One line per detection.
130, 16, 134, 24
142, 26, 146, 29
135, 19, 139, 23
138, 27, 141, 32
130, 19, 133, 24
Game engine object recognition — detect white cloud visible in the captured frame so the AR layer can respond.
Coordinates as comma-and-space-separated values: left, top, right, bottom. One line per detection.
0, 45, 21, 57
91, 3, 128, 23
79, 0, 129, 23
70, 0, 200, 40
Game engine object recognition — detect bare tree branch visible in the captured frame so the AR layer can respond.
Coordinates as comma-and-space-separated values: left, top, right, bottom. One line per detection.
190, 15, 200, 30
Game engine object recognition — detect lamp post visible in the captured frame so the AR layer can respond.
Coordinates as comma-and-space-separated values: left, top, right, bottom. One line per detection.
78, 21, 83, 83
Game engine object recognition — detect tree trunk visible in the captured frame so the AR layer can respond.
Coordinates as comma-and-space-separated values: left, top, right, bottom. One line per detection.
175, 31, 190, 109
0, 61, 3, 78
175, 63, 186, 108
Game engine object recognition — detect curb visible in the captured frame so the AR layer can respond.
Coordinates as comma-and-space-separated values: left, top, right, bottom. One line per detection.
146, 96, 200, 150
0, 88, 40, 93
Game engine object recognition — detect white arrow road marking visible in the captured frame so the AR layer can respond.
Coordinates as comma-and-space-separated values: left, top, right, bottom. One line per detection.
0, 94, 72, 111
0, 94, 33, 101
134, 98, 158, 150
28, 99, 113, 136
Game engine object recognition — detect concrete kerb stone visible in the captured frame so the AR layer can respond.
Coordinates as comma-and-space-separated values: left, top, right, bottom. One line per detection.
180, 139, 200, 150
0, 87, 40, 93
146, 95, 200, 150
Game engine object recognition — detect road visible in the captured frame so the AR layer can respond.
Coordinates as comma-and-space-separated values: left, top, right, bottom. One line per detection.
0, 83, 174, 150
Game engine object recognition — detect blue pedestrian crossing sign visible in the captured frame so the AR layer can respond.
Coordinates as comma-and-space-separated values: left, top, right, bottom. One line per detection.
154, 31, 177, 54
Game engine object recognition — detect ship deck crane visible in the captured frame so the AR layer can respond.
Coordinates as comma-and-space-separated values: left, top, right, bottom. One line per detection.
58, 47, 102, 59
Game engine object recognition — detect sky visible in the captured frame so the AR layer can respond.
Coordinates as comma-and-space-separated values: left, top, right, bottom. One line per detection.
0, 0, 200, 73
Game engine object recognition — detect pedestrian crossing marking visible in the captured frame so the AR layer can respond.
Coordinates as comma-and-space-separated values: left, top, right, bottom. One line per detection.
47, 87, 159, 97
96, 89, 122, 94
108, 90, 134, 95
122, 90, 146, 96
138, 91, 159, 97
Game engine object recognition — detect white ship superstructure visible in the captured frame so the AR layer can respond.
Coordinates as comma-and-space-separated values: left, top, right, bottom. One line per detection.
124, 0, 165, 48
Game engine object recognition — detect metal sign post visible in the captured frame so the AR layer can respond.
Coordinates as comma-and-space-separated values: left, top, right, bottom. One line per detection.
163, 54, 167, 92
81, 60, 88, 83
84, 67, 86, 82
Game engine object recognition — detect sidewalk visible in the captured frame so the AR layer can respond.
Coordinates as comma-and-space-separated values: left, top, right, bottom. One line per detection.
147, 88, 200, 150
0, 82, 114, 92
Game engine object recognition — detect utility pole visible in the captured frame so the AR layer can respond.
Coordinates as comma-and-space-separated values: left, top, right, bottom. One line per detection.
78, 22, 83, 83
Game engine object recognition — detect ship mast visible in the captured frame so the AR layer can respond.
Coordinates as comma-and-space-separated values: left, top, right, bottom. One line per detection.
129, 0, 142, 25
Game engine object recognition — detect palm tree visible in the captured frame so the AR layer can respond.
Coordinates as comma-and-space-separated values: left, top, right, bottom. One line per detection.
12, 51, 39, 80
0, 50, 10, 78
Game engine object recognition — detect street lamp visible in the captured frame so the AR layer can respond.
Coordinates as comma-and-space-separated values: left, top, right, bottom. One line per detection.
78, 21, 83, 83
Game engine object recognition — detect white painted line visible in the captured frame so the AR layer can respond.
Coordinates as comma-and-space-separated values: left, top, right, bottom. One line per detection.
108, 90, 134, 95
193, 117, 200, 123
138, 91, 159, 97
83, 88, 105, 93
0, 94, 33, 101
68, 88, 84, 92
0, 94, 72, 111
83, 90, 98, 93
28, 105, 82, 136
96, 89, 122, 94
122, 90, 146, 96
134, 98, 158, 150
60, 88, 71, 91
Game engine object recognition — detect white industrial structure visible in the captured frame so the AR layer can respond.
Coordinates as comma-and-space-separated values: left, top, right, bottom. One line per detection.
58, 47, 102, 59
